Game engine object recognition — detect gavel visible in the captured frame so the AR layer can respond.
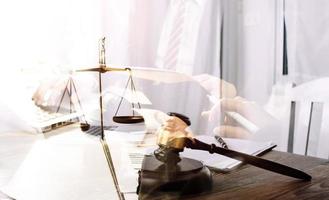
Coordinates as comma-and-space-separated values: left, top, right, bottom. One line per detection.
154, 113, 312, 181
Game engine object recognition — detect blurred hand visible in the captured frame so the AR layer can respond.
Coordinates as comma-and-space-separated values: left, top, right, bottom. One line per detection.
162, 116, 188, 132
32, 77, 66, 108
193, 74, 276, 139
193, 74, 237, 121
214, 96, 276, 139
157, 116, 193, 143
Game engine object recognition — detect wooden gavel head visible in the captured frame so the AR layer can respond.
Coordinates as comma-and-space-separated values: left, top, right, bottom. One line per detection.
154, 112, 191, 164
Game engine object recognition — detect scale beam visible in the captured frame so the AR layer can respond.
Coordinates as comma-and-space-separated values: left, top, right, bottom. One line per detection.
76, 67, 130, 73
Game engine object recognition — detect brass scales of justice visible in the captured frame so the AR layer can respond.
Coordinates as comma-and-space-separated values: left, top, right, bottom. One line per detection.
76, 37, 144, 200
75, 38, 312, 200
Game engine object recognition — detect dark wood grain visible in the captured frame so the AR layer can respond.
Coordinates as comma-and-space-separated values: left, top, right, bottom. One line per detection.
140, 151, 329, 200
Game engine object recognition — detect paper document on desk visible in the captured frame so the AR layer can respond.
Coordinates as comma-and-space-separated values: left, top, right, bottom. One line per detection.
104, 130, 275, 195
181, 135, 276, 170
1, 131, 121, 200
104, 130, 156, 196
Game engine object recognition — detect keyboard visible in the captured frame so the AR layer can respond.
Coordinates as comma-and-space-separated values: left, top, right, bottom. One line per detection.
31, 105, 82, 133
84, 125, 118, 136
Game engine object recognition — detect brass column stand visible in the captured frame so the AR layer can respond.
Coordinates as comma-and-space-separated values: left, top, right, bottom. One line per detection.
77, 37, 127, 200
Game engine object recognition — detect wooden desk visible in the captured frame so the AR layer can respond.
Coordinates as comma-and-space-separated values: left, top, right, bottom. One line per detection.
144, 151, 329, 200
1, 128, 329, 200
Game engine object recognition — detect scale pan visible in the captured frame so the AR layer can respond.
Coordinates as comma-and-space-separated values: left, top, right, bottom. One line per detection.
80, 123, 90, 132
113, 116, 144, 124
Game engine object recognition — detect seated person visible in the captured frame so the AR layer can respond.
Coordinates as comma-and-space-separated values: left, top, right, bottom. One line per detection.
161, 74, 284, 149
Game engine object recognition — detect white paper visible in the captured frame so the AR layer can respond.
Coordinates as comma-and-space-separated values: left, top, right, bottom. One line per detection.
2, 131, 120, 200
104, 132, 275, 194
104, 130, 155, 195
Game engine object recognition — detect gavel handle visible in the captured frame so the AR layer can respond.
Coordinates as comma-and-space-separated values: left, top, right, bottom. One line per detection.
185, 139, 312, 181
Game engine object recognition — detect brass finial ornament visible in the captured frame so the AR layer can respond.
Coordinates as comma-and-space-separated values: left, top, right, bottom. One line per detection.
99, 37, 106, 67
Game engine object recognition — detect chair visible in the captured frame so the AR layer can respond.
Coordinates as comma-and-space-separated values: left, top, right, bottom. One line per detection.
287, 78, 329, 158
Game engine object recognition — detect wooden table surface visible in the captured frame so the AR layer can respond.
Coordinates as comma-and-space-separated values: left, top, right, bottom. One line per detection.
143, 151, 329, 200
1, 128, 329, 200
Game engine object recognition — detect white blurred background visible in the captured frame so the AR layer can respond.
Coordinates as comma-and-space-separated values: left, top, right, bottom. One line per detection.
1, 0, 329, 158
